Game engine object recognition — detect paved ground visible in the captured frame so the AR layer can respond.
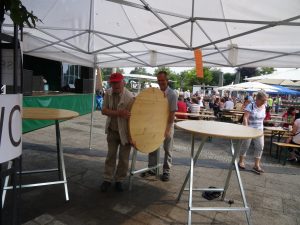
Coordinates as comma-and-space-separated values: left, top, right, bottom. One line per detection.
3, 111, 300, 225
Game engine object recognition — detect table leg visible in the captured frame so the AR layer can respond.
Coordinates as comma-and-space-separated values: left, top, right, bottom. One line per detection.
269, 133, 274, 156
128, 149, 138, 191
222, 140, 252, 225
55, 121, 69, 202
55, 121, 62, 180
177, 135, 207, 202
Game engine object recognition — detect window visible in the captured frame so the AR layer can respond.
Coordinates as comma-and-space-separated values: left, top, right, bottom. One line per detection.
62, 63, 80, 87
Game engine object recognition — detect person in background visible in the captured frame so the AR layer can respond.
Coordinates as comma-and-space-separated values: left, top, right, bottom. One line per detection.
239, 91, 267, 175
219, 98, 225, 110
100, 73, 134, 192
242, 96, 251, 110
96, 90, 104, 111
286, 113, 300, 162
235, 99, 243, 111
274, 95, 282, 113
267, 95, 274, 112
176, 95, 188, 119
188, 97, 201, 119
212, 97, 220, 117
185, 97, 192, 110
224, 97, 234, 110
282, 106, 296, 128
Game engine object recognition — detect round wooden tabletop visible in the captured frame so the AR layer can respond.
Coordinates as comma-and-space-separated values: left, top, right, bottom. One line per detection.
176, 120, 263, 140
23, 107, 79, 120
129, 88, 169, 153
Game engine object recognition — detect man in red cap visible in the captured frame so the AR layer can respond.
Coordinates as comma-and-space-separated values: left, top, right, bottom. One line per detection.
101, 72, 134, 192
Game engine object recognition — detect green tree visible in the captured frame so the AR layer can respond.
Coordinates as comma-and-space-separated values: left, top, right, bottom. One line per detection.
2, 0, 40, 27
258, 67, 275, 75
181, 68, 213, 91
130, 67, 149, 75
223, 73, 235, 86
236, 67, 259, 82
209, 68, 222, 86
101, 68, 124, 81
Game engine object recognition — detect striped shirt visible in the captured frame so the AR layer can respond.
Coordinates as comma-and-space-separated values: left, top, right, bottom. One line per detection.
245, 103, 265, 130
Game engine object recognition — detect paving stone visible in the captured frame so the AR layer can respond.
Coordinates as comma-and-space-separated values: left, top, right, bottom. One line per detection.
33, 214, 54, 225
22, 221, 39, 225
47, 220, 67, 225
12, 112, 299, 225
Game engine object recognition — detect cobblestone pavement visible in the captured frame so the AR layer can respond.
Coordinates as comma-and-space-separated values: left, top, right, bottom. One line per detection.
3, 111, 299, 225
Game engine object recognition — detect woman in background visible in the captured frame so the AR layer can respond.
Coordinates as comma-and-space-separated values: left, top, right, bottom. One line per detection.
239, 92, 267, 175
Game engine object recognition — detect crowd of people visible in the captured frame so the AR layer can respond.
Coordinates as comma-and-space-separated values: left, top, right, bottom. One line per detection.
97, 71, 300, 192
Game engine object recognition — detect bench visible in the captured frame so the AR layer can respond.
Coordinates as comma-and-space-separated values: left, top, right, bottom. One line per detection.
272, 142, 300, 165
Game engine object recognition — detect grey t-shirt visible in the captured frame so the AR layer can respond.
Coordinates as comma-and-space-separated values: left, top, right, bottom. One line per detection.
165, 86, 178, 112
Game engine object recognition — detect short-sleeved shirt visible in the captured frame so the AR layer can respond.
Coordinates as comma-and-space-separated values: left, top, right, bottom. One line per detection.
177, 101, 188, 119
165, 87, 178, 112
292, 119, 300, 144
245, 102, 266, 130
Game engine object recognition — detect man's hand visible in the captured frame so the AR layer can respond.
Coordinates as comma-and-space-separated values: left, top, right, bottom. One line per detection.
118, 109, 131, 119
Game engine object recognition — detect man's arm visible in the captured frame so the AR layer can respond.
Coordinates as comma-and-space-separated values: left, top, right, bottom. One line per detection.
165, 111, 175, 138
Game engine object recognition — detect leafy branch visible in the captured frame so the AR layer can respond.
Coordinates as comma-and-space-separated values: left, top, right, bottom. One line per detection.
2, 0, 40, 28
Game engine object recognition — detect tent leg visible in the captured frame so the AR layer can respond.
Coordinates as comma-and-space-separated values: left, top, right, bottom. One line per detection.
89, 63, 97, 150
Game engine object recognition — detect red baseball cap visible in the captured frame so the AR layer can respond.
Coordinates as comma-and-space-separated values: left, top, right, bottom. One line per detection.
109, 73, 124, 83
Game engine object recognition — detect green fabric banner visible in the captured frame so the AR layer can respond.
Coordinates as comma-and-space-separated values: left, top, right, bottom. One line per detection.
23, 94, 95, 133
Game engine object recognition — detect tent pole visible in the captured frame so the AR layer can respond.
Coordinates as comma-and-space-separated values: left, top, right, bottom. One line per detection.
89, 58, 97, 150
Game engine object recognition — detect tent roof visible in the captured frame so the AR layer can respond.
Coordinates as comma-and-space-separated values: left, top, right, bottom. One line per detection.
246, 69, 300, 81
271, 85, 300, 95
217, 81, 279, 93
3, 0, 300, 67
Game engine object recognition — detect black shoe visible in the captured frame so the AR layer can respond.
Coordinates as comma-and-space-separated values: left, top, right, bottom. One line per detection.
161, 172, 170, 182
115, 182, 124, 192
140, 169, 156, 177
100, 181, 111, 192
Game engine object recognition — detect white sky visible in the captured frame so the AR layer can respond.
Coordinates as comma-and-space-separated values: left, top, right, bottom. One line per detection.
122, 67, 295, 75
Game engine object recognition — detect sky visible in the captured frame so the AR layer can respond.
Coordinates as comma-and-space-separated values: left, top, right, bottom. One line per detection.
122, 67, 295, 75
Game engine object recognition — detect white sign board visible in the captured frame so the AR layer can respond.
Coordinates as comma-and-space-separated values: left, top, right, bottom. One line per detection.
0, 94, 22, 163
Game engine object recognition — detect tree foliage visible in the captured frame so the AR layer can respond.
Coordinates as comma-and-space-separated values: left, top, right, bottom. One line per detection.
101, 68, 124, 81
258, 67, 275, 75
130, 67, 150, 75
2, 0, 40, 27
223, 73, 235, 86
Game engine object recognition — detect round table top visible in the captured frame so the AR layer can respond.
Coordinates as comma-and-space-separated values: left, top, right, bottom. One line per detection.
176, 120, 263, 140
23, 107, 79, 120
129, 88, 169, 153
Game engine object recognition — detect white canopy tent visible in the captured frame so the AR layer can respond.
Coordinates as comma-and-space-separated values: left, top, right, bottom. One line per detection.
2, 0, 300, 68
2, 0, 300, 148
245, 69, 300, 85
217, 81, 279, 93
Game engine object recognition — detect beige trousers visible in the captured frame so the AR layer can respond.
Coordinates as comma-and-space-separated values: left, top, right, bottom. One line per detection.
103, 129, 131, 182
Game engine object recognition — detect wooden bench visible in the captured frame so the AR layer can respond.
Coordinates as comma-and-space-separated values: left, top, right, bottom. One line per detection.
272, 142, 300, 165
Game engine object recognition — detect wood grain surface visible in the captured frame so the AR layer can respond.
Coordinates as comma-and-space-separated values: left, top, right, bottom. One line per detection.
23, 107, 79, 120
129, 88, 169, 153
176, 120, 263, 140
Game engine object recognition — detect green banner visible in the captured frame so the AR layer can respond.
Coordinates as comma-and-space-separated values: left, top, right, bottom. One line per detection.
23, 94, 95, 133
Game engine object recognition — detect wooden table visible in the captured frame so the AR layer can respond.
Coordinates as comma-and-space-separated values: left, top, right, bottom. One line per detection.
175, 112, 216, 120
264, 126, 289, 158
5, 107, 79, 202
176, 120, 262, 225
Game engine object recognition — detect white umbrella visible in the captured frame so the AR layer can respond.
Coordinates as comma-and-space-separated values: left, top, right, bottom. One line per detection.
245, 69, 300, 85
217, 82, 279, 92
